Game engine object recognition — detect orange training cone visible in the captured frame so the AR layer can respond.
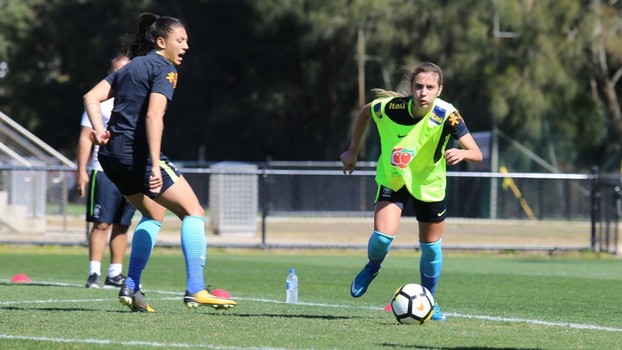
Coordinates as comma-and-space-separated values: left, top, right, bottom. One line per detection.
10, 274, 31, 283
384, 303, 392, 312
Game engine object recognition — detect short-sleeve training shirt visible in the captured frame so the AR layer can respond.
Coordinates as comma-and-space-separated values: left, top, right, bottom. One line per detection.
99, 50, 177, 162
80, 98, 115, 171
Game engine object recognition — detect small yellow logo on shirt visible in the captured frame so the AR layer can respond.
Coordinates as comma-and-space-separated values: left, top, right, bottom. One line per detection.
166, 72, 178, 88
388, 102, 407, 110
429, 114, 443, 125
449, 111, 463, 126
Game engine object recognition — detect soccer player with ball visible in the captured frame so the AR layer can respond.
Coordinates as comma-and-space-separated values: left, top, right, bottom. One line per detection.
341, 62, 482, 321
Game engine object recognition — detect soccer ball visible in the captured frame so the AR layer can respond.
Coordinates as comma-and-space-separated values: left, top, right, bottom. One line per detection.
390, 283, 435, 325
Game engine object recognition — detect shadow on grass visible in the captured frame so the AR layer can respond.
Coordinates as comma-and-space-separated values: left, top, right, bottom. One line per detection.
379, 344, 541, 350
220, 312, 358, 320
1, 305, 372, 318
0, 305, 130, 313
0, 281, 81, 288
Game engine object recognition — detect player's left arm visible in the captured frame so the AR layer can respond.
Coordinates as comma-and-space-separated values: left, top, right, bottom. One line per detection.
446, 133, 483, 165
145, 92, 167, 194
444, 111, 483, 166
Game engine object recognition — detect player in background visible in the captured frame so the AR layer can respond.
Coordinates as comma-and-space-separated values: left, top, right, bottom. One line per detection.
83, 13, 236, 312
76, 54, 135, 289
340, 62, 482, 321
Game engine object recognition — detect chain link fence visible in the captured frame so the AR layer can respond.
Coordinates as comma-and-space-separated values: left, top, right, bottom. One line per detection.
0, 162, 619, 253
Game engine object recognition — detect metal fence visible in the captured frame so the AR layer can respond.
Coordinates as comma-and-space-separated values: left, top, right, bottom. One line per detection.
0, 162, 619, 253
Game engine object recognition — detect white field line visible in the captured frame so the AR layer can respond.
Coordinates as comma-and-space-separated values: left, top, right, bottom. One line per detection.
236, 298, 622, 332
1, 281, 621, 349
3, 280, 622, 333
0, 334, 292, 350
445, 313, 622, 332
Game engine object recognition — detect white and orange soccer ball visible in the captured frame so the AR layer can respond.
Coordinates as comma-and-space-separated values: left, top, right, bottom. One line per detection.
390, 283, 435, 325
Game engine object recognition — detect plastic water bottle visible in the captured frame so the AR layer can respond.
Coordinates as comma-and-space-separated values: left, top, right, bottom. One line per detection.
285, 268, 298, 303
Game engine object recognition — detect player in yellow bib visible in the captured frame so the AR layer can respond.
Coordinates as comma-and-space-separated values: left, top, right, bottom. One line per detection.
341, 62, 482, 321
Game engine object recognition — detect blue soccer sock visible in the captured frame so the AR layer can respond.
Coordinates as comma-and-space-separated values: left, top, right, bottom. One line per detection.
181, 215, 207, 294
126, 217, 161, 291
420, 239, 443, 295
367, 230, 395, 271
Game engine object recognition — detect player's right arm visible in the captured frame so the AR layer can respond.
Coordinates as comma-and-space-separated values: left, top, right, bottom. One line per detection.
76, 125, 93, 198
341, 103, 372, 174
83, 80, 113, 145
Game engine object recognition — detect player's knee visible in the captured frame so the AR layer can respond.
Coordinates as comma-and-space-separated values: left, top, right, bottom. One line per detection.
93, 222, 111, 231
110, 224, 130, 236
178, 204, 204, 218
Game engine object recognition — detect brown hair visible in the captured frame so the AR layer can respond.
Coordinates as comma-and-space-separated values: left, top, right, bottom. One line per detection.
123, 13, 186, 59
108, 53, 129, 74
372, 62, 443, 98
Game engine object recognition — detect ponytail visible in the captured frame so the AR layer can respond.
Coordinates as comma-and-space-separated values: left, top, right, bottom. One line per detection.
371, 88, 405, 98
123, 13, 185, 59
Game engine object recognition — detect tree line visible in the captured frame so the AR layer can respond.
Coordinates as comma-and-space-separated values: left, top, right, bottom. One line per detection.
0, 0, 621, 172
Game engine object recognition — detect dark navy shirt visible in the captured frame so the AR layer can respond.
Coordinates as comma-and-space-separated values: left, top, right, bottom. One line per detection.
100, 51, 177, 162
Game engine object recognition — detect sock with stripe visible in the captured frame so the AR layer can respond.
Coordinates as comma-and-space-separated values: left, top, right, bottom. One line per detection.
420, 239, 442, 295
181, 215, 207, 294
367, 230, 395, 272
125, 217, 161, 291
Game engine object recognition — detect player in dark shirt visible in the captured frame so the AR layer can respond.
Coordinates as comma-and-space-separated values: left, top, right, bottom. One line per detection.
84, 13, 236, 313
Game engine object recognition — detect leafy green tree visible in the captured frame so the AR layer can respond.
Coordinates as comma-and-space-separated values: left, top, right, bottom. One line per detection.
0, 0, 45, 109
488, 0, 622, 171
583, 0, 622, 170
1, 0, 621, 172
0, 0, 144, 154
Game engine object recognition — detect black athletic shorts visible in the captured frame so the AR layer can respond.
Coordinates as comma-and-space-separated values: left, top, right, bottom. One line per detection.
86, 170, 136, 225
98, 154, 181, 199
374, 185, 447, 223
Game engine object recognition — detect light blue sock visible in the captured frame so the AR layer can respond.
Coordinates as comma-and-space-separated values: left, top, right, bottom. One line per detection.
126, 217, 161, 291
181, 215, 207, 294
367, 230, 395, 271
420, 239, 442, 295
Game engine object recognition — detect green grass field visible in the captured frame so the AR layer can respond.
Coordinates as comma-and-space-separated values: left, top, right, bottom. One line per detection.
0, 245, 620, 349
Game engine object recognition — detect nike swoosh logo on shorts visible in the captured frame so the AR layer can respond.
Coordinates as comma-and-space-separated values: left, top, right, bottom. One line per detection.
437, 209, 447, 216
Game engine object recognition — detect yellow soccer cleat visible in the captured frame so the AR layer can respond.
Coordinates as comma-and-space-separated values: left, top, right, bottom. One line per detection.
118, 285, 156, 313
184, 289, 237, 310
